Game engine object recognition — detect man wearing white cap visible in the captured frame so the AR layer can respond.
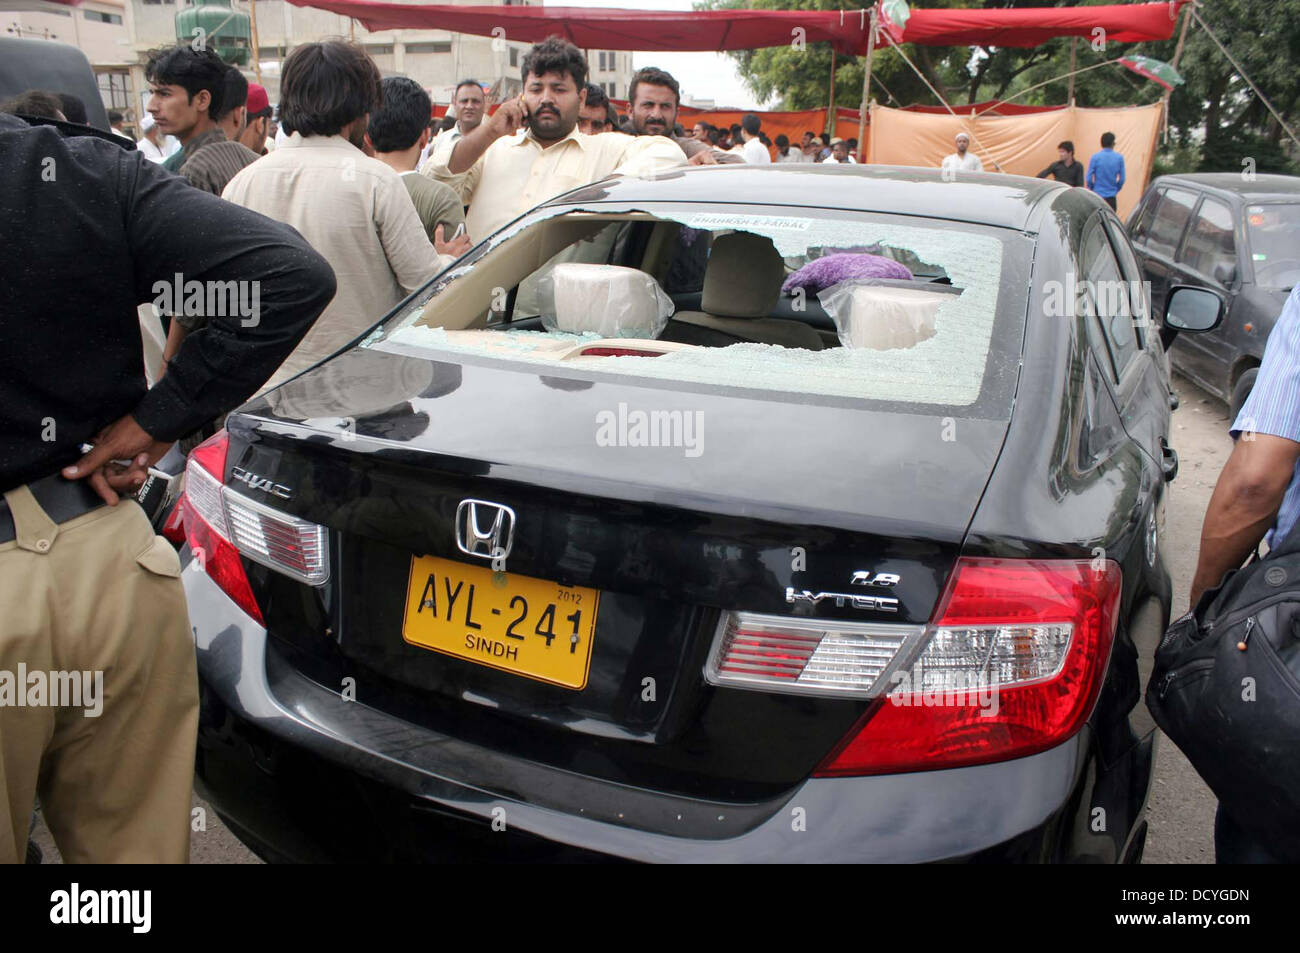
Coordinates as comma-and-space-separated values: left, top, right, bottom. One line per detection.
940, 131, 983, 174
135, 113, 181, 164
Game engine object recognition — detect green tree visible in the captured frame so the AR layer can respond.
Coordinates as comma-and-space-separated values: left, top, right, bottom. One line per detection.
696, 0, 1300, 173
1162, 0, 1300, 173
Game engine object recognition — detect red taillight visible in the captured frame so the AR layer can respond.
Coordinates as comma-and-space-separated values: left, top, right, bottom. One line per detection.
814, 557, 1121, 777
181, 431, 264, 625
161, 497, 186, 544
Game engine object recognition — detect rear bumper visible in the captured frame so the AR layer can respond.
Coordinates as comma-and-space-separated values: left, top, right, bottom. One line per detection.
185, 563, 1086, 863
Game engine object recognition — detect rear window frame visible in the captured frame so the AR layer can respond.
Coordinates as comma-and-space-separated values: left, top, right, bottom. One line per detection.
367, 201, 1038, 420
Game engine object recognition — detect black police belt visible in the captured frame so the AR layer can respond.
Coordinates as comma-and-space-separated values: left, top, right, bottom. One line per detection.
0, 472, 108, 546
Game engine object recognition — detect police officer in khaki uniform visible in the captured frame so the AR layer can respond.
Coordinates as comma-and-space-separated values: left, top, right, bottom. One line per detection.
0, 108, 334, 863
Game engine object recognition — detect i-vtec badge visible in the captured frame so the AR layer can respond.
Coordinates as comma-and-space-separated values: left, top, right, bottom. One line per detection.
230, 466, 292, 499
785, 570, 902, 612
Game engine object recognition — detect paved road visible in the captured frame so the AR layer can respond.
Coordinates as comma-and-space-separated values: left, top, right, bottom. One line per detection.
29, 374, 1233, 865
1141, 373, 1233, 863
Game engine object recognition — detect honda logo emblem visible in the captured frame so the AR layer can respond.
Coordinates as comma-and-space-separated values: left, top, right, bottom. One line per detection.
455, 499, 516, 569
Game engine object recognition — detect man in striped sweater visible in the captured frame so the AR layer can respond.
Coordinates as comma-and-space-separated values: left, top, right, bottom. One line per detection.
177, 64, 261, 195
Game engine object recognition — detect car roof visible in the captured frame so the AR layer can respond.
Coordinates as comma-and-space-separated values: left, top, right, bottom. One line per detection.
0, 37, 110, 131
551, 164, 1070, 232
1150, 172, 1300, 203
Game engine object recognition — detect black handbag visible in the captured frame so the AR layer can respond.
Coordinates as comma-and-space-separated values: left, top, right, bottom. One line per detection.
1146, 519, 1300, 862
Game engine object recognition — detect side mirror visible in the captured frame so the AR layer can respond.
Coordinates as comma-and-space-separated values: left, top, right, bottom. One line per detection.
1164, 284, 1224, 334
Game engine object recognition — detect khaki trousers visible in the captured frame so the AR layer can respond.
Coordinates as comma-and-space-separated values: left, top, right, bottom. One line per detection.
0, 486, 198, 863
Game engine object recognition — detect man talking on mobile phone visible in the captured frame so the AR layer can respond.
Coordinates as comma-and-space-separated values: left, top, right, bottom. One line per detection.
434, 35, 687, 240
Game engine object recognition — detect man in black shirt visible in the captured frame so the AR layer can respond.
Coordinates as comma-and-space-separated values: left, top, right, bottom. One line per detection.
0, 111, 334, 862
1036, 139, 1085, 188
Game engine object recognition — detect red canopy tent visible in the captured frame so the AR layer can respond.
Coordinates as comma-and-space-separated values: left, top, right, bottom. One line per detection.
285, 0, 1187, 55
300, 0, 1184, 204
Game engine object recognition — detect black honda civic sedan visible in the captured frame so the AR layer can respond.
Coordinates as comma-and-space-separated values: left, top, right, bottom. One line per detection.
175, 165, 1221, 862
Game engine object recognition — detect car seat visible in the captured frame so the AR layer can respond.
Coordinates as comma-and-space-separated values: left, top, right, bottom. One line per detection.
671, 232, 824, 350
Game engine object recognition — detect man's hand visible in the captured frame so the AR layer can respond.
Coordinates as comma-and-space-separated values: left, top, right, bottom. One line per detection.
489, 96, 527, 138
688, 149, 718, 166
433, 224, 472, 257
61, 414, 173, 506
1189, 432, 1300, 606
158, 320, 190, 381
448, 96, 526, 174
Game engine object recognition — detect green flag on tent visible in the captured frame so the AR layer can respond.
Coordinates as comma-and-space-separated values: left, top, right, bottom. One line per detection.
1118, 55, 1184, 91
879, 0, 910, 44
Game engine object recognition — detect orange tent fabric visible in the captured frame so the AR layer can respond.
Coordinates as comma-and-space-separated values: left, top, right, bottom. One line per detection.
456, 100, 1157, 207
866, 102, 1163, 220
608, 103, 863, 148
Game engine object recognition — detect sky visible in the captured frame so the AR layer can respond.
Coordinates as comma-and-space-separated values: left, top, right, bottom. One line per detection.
558, 0, 774, 109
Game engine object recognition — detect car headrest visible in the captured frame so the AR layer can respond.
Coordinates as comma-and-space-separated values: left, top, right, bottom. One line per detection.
547, 263, 672, 338
701, 232, 784, 319
819, 282, 953, 350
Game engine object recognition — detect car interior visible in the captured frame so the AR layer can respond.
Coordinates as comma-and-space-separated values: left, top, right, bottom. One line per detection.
400, 212, 964, 360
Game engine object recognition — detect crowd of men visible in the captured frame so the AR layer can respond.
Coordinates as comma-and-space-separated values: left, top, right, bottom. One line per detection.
0, 32, 1288, 866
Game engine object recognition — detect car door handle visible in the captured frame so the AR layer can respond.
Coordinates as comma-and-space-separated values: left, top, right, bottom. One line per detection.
1160, 439, 1178, 482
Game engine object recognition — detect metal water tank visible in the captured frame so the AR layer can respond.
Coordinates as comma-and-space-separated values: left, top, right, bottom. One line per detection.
175, 0, 251, 67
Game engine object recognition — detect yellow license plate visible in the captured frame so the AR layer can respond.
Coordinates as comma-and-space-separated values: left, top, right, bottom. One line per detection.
402, 555, 600, 690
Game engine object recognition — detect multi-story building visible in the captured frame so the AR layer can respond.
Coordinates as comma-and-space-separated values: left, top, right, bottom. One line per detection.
5, 0, 634, 132
588, 48, 632, 101
127, 0, 633, 111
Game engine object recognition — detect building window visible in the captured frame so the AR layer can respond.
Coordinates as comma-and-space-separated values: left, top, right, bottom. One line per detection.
509, 47, 518, 67
97, 70, 130, 110
405, 41, 451, 55
84, 10, 123, 24
366, 44, 394, 55
606, 81, 616, 97
142, 0, 171, 4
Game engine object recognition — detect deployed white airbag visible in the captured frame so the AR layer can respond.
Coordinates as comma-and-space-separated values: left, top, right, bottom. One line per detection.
818, 281, 953, 351
540, 263, 673, 339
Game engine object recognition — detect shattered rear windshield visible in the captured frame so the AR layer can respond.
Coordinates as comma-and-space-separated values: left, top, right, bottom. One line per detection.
367, 203, 1033, 416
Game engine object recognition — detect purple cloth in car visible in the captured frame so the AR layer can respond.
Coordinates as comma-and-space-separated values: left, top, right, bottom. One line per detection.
781, 253, 913, 294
